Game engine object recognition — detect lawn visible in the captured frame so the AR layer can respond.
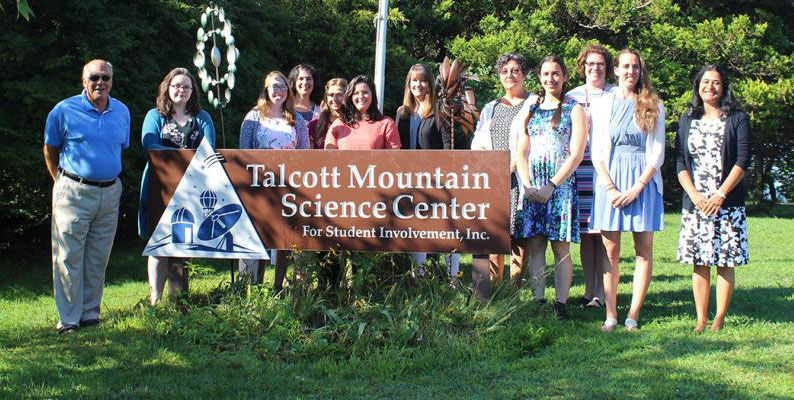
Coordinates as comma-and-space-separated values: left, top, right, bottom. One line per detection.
1, 210, 792, 399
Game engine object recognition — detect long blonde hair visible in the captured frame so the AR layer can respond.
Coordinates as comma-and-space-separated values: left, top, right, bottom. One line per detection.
256, 71, 295, 126
397, 64, 436, 119
615, 48, 660, 134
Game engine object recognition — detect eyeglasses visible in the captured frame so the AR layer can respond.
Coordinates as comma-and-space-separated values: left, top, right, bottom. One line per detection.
269, 84, 288, 92
499, 69, 523, 76
87, 74, 111, 82
585, 62, 606, 69
170, 84, 193, 91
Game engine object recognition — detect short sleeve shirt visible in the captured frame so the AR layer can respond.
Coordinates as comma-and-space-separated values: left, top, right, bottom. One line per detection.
44, 91, 130, 180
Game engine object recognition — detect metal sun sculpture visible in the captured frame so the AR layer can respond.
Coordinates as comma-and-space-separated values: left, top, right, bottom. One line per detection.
194, 3, 239, 146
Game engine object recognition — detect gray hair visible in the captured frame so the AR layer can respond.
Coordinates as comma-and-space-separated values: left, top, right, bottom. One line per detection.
82, 59, 114, 79
495, 53, 529, 76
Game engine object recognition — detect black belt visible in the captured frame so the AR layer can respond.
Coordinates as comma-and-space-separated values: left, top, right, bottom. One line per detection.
58, 168, 117, 187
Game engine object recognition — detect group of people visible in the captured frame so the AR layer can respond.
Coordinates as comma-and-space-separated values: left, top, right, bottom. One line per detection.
465, 46, 751, 332
44, 43, 752, 335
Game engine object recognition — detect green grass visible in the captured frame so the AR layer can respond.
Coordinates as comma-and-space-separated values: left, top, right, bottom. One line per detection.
1, 210, 793, 399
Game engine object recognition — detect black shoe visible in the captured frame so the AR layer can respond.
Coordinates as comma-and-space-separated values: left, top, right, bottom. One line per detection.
57, 325, 78, 335
80, 319, 100, 327
534, 298, 547, 304
553, 302, 568, 321
575, 296, 591, 306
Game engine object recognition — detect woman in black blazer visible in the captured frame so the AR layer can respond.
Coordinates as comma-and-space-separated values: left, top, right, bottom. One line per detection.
675, 64, 752, 333
395, 63, 460, 278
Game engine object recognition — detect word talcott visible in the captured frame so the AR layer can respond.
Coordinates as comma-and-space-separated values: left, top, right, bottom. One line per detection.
246, 163, 492, 220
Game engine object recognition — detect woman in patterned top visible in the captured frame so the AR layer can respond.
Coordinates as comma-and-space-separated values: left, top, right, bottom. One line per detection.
514, 55, 587, 320
470, 53, 536, 286
239, 70, 310, 290
139, 67, 216, 304
591, 49, 665, 332
675, 64, 752, 333
566, 44, 617, 308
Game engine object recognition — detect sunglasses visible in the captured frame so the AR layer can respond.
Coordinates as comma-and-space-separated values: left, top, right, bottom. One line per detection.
87, 74, 112, 82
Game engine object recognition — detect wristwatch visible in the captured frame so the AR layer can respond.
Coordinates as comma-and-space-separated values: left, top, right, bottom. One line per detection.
716, 190, 727, 199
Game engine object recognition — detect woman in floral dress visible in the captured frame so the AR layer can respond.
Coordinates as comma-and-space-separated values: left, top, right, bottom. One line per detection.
675, 64, 752, 333
514, 55, 587, 320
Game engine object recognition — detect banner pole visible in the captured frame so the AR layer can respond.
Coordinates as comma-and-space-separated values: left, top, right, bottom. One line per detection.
373, 0, 388, 112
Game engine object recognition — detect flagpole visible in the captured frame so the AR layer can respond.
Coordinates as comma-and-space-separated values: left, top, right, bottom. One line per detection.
373, 0, 388, 112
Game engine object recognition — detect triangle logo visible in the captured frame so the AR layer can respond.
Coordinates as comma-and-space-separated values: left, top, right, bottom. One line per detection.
143, 137, 269, 260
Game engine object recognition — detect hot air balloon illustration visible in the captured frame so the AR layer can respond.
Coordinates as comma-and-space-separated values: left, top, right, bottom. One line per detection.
199, 190, 218, 217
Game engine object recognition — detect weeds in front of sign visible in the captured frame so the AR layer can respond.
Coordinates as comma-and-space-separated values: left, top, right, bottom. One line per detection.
134, 251, 550, 361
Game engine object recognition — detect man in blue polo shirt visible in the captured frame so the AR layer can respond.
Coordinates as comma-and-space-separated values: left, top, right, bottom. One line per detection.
43, 59, 130, 334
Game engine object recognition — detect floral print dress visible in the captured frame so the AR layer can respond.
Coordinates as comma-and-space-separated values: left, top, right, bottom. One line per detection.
515, 97, 579, 242
677, 119, 749, 267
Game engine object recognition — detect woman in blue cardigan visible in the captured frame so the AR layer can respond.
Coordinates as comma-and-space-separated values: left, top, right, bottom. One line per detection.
675, 64, 752, 333
138, 67, 216, 304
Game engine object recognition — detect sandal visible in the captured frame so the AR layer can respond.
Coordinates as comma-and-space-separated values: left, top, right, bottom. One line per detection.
586, 297, 604, 308
600, 318, 618, 332
624, 318, 639, 331
57, 325, 78, 335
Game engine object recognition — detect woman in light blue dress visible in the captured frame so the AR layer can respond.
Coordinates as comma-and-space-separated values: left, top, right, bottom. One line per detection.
591, 49, 665, 332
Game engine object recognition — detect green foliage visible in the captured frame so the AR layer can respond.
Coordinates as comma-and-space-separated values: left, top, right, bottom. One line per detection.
0, 0, 33, 20
449, 0, 794, 206
129, 253, 545, 362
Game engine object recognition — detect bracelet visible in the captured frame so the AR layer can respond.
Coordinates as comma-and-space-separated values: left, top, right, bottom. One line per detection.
716, 190, 727, 199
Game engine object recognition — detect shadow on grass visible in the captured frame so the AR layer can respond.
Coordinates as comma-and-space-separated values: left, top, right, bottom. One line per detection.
0, 323, 285, 399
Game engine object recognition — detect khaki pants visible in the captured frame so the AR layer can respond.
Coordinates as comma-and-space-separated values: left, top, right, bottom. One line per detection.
51, 175, 121, 328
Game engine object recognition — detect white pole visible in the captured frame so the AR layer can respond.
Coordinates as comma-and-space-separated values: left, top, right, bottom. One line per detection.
373, 0, 388, 112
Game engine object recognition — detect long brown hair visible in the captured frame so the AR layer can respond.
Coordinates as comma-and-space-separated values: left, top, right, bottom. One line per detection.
615, 48, 660, 134
397, 64, 436, 119
156, 67, 201, 117
256, 71, 295, 126
524, 55, 567, 133
314, 78, 348, 146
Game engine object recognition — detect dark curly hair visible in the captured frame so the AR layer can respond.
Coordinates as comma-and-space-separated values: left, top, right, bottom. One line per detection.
687, 64, 739, 119
495, 53, 530, 77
